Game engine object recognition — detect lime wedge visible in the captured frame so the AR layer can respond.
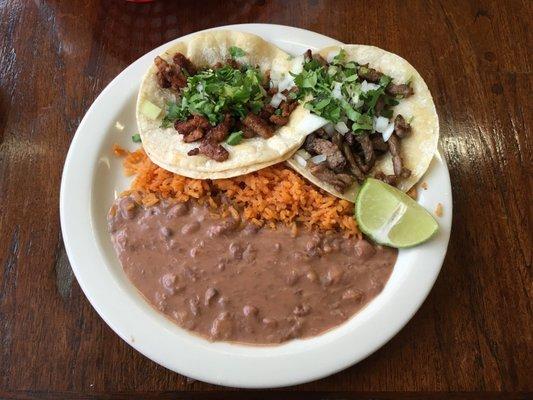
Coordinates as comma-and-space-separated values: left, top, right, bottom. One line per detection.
355, 178, 438, 248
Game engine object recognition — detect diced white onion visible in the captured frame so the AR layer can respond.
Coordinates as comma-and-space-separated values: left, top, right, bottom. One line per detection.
335, 121, 349, 134
323, 123, 335, 135
331, 82, 343, 99
277, 74, 295, 92
382, 122, 395, 142
373, 116, 390, 133
114, 121, 124, 131
296, 149, 312, 160
196, 83, 204, 92
326, 50, 340, 63
361, 80, 380, 93
310, 154, 327, 164
350, 92, 363, 108
290, 55, 304, 75
270, 92, 286, 108
293, 154, 308, 167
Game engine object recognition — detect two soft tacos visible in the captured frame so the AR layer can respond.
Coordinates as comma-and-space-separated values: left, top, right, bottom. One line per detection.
136, 30, 439, 199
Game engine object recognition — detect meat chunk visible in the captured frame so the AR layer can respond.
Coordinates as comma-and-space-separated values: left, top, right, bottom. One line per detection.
305, 137, 346, 172
175, 114, 210, 135
370, 134, 389, 152
374, 171, 398, 186
154, 56, 187, 91
188, 141, 229, 162
242, 126, 256, 138
386, 83, 413, 98
206, 114, 232, 143
393, 114, 411, 138
183, 128, 204, 143
172, 52, 197, 76
357, 135, 375, 171
388, 134, 405, 176
358, 65, 383, 83
242, 112, 274, 138
269, 114, 289, 126
280, 100, 298, 117
309, 163, 354, 193
342, 143, 366, 182
260, 104, 275, 120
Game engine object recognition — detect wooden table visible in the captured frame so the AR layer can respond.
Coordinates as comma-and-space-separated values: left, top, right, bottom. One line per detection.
0, 0, 530, 398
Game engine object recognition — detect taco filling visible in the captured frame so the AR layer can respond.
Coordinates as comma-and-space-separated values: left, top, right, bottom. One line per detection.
150, 48, 299, 162
290, 49, 414, 192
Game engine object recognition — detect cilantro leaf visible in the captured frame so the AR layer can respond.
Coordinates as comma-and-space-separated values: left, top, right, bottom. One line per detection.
226, 131, 243, 145
229, 46, 246, 58
131, 134, 141, 143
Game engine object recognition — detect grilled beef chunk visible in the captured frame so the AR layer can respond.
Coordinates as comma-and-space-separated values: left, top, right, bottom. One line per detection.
242, 113, 275, 138
393, 114, 411, 138
342, 143, 366, 182
260, 104, 276, 120
242, 126, 256, 139
387, 134, 404, 176
374, 171, 398, 186
154, 56, 187, 90
173, 52, 197, 76
309, 163, 354, 192
386, 84, 413, 98
188, 141, 229, 162
269, 114, 289, 126
358, 65, 383, 83
357, 135, 376, 171
305, 137, 347, 172
207, 114, 232, 143
175, 115, 210, 136
183, 128, 204, 143
371, 134, 389, 152
280, 100, 298, 117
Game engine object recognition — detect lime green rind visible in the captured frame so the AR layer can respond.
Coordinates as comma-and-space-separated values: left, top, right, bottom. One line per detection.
355, 178, 439, 248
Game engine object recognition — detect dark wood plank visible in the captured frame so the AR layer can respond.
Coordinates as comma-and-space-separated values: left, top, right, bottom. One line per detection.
0, 0, 530, 396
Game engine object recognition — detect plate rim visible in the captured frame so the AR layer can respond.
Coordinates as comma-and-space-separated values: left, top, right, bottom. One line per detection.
60, 23, 452, 388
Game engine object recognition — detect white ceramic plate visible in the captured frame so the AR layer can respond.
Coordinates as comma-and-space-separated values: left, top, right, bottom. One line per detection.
60, 24, 452, 388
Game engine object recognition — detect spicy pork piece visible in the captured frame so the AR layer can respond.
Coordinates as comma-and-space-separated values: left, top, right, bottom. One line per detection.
286, 44, 440, 201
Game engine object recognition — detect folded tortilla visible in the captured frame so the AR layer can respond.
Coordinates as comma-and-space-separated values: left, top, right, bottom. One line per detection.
287, 45, 440, 202
137, 30, 325, 178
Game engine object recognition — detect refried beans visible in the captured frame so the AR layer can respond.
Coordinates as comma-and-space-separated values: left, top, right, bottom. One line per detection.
108, 195, 396, 344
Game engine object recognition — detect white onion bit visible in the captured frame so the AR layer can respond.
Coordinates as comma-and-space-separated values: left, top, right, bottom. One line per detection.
296, 149, 312, 160
361, 80, 380, 93
270, 92, 286, 108
335, 121, 349, 135
331, 82, 343, 99
382, 122, 395, 142
323, 123, 335, 135
373, 116, 390, 133
293, 154, 308, 167
310, 154, 327, 164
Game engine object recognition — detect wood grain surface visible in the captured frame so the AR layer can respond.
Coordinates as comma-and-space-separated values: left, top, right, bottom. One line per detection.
0, 0, 531, 398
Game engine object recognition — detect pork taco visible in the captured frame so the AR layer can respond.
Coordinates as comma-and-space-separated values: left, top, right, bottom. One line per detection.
136, 30, 326, 179
285, 46, 439, 201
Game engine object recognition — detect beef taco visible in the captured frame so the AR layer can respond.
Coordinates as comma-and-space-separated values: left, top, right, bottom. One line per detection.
285, 46, 439, 201
136, 30, 326, 179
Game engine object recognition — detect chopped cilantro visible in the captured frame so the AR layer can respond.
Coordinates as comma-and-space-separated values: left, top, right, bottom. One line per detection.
161, 64, 267, 127
379, 74, 392, 87
226, 131, 243, 145
229, 46, 246, 58
131, 134, 141, 143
